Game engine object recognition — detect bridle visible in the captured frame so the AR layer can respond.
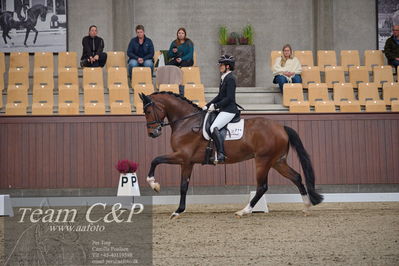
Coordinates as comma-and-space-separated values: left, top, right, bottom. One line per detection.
143, 99, 203, 130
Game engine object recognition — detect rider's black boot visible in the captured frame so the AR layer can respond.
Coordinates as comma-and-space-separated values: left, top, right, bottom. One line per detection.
211, 127, 226, 163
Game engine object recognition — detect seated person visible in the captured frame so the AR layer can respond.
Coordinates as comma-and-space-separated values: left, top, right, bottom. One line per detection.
166, 27, 194, 67
384, 25, 399, 71
127, 24, 155, 77
272, 44, 302, 91
80, 25, 107, 68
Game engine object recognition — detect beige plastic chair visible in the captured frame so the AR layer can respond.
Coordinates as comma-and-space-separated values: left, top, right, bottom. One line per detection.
32, 89, 54, 115
181, 67, 201, 84
8, 70, 29, 90
365, 101, 386, 112
294, 50, 314, 67
340, 50, 360, 71
33, 69, 54, 92
34, 52, 54, 72
382, 82, 399, 105
358, 82, 380, 105
289, 101, 310, 112
58, 52, 78, 69
308, 83, 329, 106
83, 67, 104, 90
106, 51, 126, 70
373, 65, 394, 87
283, 83, 304, 107
349, 66, 369, 88
317, 50, 337, 71
159, 84, 179, 94
131, 67, 152, 87
58, 68, 79, 92
184, 83, 206, 106
5, 89, 28, 115
364, 50, 384, 71
325, 66, 345, 88
109, 86, 132, 114
10, 52, 29, 72
301, 66, 321, 89
133, 84, 154, 105
339, 101, 361, 112
333, 83, 356, 105
314, 101, 336, 112
84, 88, 105, 114
108, 67, 129, 90
270, 50, 282, 68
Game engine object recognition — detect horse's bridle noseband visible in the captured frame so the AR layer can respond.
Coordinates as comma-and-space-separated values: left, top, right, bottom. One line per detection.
143, 101, 165, 130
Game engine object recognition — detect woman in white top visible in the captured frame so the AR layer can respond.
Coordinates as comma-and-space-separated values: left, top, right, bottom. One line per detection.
272, 44, 302, 91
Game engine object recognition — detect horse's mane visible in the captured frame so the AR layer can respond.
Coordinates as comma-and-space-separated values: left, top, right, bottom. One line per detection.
150, 91, 202, 111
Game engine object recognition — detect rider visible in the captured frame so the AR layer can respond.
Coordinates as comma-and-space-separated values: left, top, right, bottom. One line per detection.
202, 55, 239, 163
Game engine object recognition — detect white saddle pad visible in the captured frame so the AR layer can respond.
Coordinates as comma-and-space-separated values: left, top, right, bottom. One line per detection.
202, 112, 245, 141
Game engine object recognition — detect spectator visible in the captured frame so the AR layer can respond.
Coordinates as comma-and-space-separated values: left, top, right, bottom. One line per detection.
272, 44, 302, 91
127, 24, 155, 77
80, 25, 107, 68
384, 25, 399, 71
166, 27, 194, 67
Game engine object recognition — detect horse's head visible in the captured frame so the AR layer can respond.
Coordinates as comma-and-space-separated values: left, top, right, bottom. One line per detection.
39, 6, 47, 22
139, 93, 166, 138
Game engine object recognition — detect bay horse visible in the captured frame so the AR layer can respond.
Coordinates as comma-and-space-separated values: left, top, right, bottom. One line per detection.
20, 4, 47, 46
139, 92, 323, 218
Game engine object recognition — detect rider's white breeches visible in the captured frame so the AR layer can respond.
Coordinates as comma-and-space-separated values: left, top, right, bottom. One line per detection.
210, 112, 236, 132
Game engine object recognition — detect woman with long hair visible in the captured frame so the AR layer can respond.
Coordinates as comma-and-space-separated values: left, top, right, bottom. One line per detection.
166, 27, 194, 67
272, 44, 302, 91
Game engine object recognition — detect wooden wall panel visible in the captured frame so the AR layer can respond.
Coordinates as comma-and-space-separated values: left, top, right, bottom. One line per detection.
0, 113, 398, 189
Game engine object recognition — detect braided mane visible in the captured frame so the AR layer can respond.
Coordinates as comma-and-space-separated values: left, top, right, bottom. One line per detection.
150, 91, 202, 110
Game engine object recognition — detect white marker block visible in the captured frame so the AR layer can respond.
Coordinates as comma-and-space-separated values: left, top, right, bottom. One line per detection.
117, 173, 140, 196
0, 195, 14, 217
249, 191, 268, 213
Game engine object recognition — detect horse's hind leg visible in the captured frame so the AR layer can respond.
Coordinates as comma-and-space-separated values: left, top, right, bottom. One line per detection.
235, 157, 271, 217
273, 159, 311, 214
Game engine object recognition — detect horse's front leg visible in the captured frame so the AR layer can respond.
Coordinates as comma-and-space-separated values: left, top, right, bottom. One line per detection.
24, 28, 30, 46
146, 152, 184, 193
171, 163, 194, 219
32, 27, 38, 44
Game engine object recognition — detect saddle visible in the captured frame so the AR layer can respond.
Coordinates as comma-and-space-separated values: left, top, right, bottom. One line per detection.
202, 111, 244, 165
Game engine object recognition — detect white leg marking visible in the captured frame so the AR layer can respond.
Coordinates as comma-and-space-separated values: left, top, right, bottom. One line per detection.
146, 176, 160, 192
235, 204, 253, 217
302, 195, 311, 215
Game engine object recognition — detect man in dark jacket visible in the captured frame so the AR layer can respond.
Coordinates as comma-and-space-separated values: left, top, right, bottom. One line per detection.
384, 25, 399, 71
80, 25, 107, 68
127, 25, 154, 77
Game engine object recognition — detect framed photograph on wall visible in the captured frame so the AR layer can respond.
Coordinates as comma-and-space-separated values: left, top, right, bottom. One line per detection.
0, 0, 67, 52
377, 0, 399, 50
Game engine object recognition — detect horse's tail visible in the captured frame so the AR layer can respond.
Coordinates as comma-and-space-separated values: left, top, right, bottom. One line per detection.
284, 126, 323, 205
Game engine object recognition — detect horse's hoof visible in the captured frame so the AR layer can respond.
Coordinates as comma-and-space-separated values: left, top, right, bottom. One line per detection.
152, 182, 161, 193
235, 211, 244, 217
170, 212, 180, 219
302, 209, 310, 216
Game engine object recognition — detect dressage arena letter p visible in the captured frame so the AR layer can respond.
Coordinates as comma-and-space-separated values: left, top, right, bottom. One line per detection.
117, 173, 141, 196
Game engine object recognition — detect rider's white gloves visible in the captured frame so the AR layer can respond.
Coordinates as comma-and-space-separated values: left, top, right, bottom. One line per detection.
202, 105, 208, 111
208, 104, 216, 111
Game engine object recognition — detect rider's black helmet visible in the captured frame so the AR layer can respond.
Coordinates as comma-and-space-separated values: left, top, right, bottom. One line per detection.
218, 54, 235, 71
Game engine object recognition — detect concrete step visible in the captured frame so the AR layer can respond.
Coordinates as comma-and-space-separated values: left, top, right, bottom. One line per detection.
206, 86, 280, 93
205, 93, 280, 104
241, 103, 288, 112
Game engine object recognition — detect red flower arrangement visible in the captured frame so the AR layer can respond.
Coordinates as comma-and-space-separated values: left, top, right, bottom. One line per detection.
115, 160, 138, 174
